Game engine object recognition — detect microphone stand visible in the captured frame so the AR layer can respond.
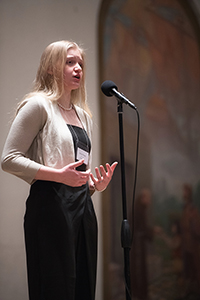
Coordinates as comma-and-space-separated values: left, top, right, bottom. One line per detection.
117, 101, 132, 300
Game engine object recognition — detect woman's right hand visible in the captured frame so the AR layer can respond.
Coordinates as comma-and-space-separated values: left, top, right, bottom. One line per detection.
35, 159, 90, 187
59, 159, 90, 186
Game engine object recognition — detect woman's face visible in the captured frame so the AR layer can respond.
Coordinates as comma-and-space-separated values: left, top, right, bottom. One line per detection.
63, 47, 83, 93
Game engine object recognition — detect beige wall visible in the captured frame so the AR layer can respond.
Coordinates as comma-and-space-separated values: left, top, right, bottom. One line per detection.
0, 1, 102, 299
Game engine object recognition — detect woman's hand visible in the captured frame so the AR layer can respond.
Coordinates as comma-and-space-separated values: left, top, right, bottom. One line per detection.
90, 162, 118, 192
35, 159, 90, 187
59, 159, 90, 186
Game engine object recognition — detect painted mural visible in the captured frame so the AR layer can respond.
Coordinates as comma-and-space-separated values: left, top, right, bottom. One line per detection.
100, 0, 200, 299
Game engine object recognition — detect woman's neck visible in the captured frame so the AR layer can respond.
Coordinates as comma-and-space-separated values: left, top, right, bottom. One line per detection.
58, 92, 72, 109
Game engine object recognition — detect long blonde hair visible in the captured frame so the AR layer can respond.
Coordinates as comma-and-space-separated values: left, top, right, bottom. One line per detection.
20, 40, 92, 116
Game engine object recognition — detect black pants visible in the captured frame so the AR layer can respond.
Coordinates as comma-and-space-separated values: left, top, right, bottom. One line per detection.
24, 180, 98, 300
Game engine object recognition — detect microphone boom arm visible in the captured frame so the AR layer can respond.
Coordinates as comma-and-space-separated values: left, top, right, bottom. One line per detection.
111, 88, 137, 110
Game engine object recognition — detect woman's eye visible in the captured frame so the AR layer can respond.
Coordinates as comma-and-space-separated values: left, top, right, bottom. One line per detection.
67, 60, 75, 65
66, 59, 83, 68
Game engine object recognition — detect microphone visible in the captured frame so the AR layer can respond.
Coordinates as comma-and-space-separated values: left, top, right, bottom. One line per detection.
101, 80, 136, 110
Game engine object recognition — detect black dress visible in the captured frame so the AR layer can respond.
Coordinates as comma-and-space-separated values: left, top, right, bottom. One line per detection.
24, 125, 97, 300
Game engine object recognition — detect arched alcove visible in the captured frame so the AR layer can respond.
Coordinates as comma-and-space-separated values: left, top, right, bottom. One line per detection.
98, 1, 200, 299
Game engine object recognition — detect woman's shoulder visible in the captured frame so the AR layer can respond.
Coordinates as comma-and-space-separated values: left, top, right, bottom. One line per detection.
20, 92, 49, 107
74, 105, 93, 137
74, 105, 92, 120
17, 92, 52, 114
14, 93, 53, 128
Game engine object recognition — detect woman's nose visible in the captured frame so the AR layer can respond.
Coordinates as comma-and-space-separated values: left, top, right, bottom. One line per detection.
75, 62, 82, 70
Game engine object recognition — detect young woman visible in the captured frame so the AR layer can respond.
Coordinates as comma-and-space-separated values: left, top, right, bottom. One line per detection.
1, 40, 117, 300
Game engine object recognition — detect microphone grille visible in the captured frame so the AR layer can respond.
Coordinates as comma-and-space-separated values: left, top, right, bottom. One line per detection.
101, 80, 118, 97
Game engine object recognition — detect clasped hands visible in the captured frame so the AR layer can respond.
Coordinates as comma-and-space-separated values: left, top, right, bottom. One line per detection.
62, 159, 118, 192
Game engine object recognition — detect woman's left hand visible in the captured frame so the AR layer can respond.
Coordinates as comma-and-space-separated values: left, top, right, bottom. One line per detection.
90, 162, 118, 192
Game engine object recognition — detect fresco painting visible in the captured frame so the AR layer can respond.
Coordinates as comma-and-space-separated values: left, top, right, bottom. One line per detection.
100, 0, 200, 299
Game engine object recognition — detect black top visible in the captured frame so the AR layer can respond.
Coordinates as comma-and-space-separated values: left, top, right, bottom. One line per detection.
67, 124, 91, 171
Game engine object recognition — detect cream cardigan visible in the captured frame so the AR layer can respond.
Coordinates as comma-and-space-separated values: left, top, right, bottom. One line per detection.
1, 95, 93, 185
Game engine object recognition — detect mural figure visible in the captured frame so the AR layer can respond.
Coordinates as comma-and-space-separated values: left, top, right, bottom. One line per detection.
180, 184, 200, 297
130, 189, 160, 300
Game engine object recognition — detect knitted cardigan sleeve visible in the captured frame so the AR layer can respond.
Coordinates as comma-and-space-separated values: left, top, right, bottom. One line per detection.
1, 96, 47, 184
